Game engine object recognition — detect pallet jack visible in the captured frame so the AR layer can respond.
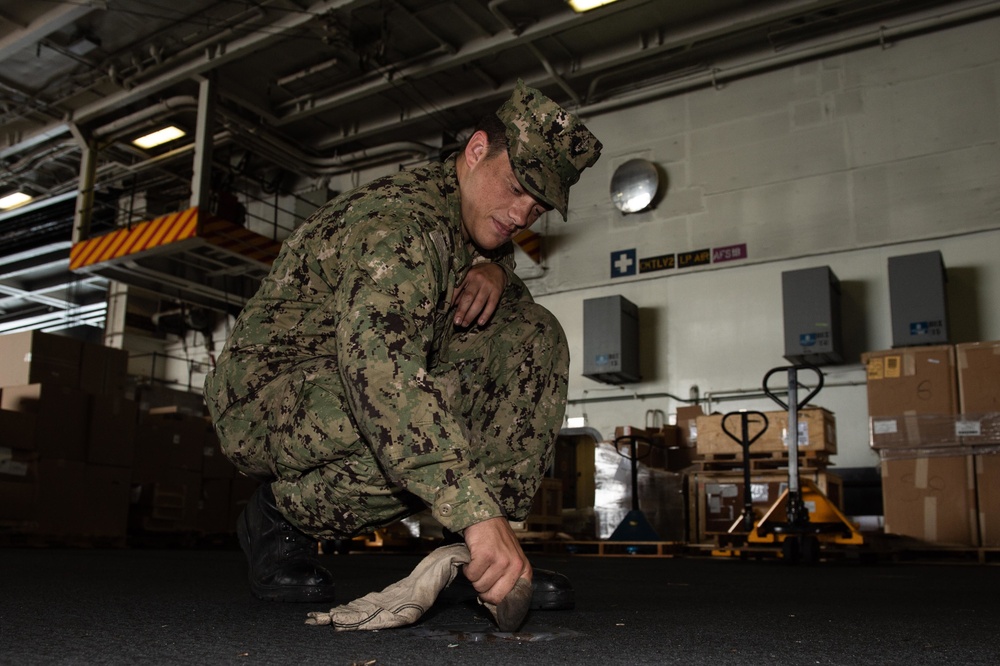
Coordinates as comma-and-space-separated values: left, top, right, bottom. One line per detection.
608, 433, 661, 542
720, 410, 769, 533
719, 364, 863, 562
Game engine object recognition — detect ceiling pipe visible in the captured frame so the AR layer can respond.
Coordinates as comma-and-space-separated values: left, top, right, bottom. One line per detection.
9, 0, 1000, 214
86, 89, 440, 177
266, 0, 897, 145
118, 6, 269, 90
228, 123, 435, 177
0, 0, 371, 159
578, 0, 1000, 116
92, 95, 199, 142
1, 0, 853, 158
270, 0, 639, 124
488, 0, 580, 103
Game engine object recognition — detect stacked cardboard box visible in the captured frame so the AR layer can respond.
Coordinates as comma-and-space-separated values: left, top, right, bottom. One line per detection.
957, 341, 1000, 547
863, 345, 979, 546
0, 332, 134, 541
0, 330, 248, 542
613, 423, 692, 472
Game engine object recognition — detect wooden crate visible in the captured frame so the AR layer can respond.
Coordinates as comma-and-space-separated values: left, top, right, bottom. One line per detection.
691, 449, 831, 472
695, 408, 836, 456
686, 468, 843, 544
523, 477, 563, 530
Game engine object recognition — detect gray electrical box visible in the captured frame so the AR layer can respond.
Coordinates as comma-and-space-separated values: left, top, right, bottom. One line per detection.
889, 251, 948, 347
781, 266, 844, 365
583, 295, 640, 384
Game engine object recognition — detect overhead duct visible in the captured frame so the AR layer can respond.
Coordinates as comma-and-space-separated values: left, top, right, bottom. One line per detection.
152, 302, 216, 337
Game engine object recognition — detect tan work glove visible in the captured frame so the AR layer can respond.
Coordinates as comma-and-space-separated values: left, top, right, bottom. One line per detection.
305, 543, 532, 632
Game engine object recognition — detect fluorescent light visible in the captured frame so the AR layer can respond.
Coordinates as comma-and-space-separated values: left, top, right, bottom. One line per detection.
567, 416, 587, 428
132, 125, 186, 149
0, 192, 32, 210
569, 0, 620, 12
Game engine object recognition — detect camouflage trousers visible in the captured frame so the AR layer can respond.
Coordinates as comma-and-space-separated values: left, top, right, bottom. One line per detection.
208, 299, 568, 538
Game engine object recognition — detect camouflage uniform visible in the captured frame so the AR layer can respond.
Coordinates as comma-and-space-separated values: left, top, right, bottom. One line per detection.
204, 80, 601, 539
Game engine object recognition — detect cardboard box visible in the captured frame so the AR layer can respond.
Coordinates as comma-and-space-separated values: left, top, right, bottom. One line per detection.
80, 342, 129, 396
612, 424, 686, 470
88, 395, 137, 467
525, 477, 563, 530
0, 408, 35, 448
202, 428, 235, 479
864, 346, 958, 449
130, 467, 202, 532
552, 433, 597, 511
696, 408, 835, 456
863, 345, 958, 415
676, 405, 704, 449
131, 418, 170, 483
1, 384, 90, 460
688, 469, 842, 543
0, 446, 38, 483
133, 413, 208, 480
34, 460, 131, 539
976, 454, 1000, 547
198, 478, 233, 534
0, 331, 82, 388
957, 341, 1000, 414
0, 479, 36, 522
881, 455, 977, 546
133, 383, 206, 416
660, 424, 698, 471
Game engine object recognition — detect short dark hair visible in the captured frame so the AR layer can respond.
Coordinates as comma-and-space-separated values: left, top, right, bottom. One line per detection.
474, 112, 509, 158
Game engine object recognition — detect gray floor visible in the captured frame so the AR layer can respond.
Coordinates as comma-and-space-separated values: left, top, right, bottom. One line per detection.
2, 545, 1000, 665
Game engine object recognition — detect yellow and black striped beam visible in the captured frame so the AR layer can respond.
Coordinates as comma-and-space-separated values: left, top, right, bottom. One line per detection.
69, 207, 281, 271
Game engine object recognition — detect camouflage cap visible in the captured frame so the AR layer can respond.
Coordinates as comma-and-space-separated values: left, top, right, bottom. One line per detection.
496, 79, 602, 219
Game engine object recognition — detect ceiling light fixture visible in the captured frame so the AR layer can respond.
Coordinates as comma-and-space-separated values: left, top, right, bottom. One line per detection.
0, 191, 32, 210
132, 125, 187, 149
568, 0, 620, 12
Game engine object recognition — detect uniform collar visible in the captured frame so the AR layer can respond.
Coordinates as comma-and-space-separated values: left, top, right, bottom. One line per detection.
441, 155, 473, 267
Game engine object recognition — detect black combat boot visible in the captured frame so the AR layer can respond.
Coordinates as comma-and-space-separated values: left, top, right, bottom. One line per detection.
527, 568, 575, 610
237, 483, 336, 603
441, 529, 575, 610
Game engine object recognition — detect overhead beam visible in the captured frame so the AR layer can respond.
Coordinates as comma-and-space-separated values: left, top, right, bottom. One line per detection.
0, 3, 97, 61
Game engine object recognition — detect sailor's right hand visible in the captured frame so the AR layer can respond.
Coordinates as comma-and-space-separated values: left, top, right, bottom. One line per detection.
461, 517, 532, 605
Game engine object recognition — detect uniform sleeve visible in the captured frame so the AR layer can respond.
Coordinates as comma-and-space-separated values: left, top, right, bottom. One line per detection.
329, 224, 505, 532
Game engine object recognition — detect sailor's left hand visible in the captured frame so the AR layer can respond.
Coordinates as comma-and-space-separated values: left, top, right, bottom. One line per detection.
452, 263, 507, 328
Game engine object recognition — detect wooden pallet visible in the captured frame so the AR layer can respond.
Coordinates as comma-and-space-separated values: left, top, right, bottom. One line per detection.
691, 450, 830, 472
527, 540, 688, 558
872, 539, 1000, 565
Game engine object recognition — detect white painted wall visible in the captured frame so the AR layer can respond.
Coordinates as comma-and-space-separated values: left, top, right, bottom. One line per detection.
176, 16, 1000, 470
536, 17, 1000, 468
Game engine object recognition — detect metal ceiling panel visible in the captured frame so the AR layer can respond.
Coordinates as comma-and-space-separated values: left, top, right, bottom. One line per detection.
0, 0, 993, 334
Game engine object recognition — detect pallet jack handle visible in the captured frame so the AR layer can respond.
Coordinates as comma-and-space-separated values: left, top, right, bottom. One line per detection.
762, 364, 824, 412
613, 434, 653, 512
762, 364, 824, 527
608, 434, 661, 543
721, 411, 769, 531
